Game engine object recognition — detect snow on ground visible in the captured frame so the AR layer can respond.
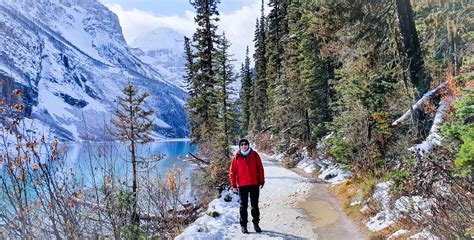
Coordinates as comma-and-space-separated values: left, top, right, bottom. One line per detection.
387, 229, 409, 239
388, 228, 439, 240
317, 163, 350, 184
295, 148, 318, 174
361, 181, 440, 239
362, 181, 398, 232
264, 146, 350, 184
271, 152, 285, 162
176, 159, 316, 240
394, 196, 436, 221
409, 229, 440, 240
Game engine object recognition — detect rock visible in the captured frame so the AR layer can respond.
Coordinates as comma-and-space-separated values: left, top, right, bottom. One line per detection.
223, 194, 232, 202
208, 211, 220, 218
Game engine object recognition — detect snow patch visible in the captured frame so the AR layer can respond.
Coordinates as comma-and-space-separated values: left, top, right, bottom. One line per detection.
409, 99, 448, 155
394, 196, 436, 221
363, 182, 438, 234
273, 153, 285, 162
176, 190, 240, 240
364, 181, 398, 232
409, 229, 440, 240
318, 164, 350, 184
350, 200, 362, 206
295, 148, 319, 174
388, 229, 410, 239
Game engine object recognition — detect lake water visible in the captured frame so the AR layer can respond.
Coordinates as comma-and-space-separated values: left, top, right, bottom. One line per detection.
64, 140, 199, 196
0, 140, 200, 226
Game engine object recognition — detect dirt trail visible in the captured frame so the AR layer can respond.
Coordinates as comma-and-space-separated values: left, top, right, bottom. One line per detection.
265, 154, 368, 240
297, 177, 367, 240
176, 154, 368, 240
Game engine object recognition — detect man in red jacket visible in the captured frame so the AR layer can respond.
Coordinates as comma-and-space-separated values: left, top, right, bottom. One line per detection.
229, 138, 265, 234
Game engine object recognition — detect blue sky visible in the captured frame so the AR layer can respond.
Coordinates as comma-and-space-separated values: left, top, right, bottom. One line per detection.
100, 0, 269, 65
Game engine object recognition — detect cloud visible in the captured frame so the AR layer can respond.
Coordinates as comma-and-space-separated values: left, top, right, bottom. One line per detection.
105, 4, 196, 40
105, 1, 269, 66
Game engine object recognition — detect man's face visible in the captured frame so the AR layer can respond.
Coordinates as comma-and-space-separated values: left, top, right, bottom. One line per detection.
240, 142, 249, 152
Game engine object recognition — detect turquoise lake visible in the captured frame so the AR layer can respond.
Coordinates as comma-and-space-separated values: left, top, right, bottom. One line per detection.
66, 140, 199, 179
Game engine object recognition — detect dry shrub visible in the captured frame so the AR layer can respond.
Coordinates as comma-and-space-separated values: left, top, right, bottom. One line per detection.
281, 157, 298, 168
396, 149, 473, 239
330, 178, 387, 239
254, 132, 274, 154
0, 88, 200, 238
139, 168, 199, 238
193, 140, 232, 195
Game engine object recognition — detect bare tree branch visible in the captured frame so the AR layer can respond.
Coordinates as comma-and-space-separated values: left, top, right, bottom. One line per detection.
392, 82, 447, 126
187, 152, 210, 165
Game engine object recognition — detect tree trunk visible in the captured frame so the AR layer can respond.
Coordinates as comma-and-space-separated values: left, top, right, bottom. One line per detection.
131, 139, 139, 228
396, 0, 430, 97
222, 65, 229, 158
303, 109, 310, 142
396, 0, 432, 137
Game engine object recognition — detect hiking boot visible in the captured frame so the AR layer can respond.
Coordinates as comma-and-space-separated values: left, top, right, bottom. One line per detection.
241, 226, 249, 234
254, 223, 262, 233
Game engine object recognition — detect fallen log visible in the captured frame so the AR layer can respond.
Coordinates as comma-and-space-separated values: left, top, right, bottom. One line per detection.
69, 197, 200, 222
409, 98, 449, 156
187, 152, 210, 165
260, 125, 273, 134
392, 82, 447, 126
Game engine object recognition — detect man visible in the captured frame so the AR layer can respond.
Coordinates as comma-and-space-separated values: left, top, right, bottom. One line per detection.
229, 138, 265, 234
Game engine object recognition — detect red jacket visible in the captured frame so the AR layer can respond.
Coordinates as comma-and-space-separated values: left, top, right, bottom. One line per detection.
229, 149, 265, 188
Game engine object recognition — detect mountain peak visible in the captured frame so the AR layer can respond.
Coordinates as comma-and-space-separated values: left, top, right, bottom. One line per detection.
131, 27, 185, 52
0, 1, 189, 140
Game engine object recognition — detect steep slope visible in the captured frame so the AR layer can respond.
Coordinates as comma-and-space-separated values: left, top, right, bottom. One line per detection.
130, 27, 187, 89
0, 0, 188, 140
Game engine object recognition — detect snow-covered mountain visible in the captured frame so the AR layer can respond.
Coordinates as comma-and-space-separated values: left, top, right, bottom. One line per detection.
0, 0, 189, 140
130, 28, 187, 89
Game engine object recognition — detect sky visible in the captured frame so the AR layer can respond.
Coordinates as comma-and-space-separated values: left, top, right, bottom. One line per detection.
100, 0, 270, 66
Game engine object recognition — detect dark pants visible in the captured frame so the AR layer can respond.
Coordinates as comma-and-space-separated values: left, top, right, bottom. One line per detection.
238, 185, 260, 226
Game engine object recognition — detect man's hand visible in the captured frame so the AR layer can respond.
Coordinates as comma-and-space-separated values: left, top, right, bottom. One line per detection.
260, 183, 264, 189
232, 187, 238, 193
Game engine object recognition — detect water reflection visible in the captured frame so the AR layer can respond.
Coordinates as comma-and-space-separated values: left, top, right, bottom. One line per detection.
67, 140, 198, 184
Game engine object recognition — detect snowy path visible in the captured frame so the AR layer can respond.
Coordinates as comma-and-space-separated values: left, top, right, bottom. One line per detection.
176, 155, 366, 240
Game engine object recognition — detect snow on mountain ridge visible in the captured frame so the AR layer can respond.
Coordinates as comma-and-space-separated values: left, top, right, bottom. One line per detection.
131, 27, 185, 52
0, 0, 189, 140
130, 27, 187, 89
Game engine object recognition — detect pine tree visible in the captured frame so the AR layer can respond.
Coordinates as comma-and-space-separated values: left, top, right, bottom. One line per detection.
396, 0, 431, 97
188, 0, 221, 143
111, 82, 154, 228
396, 0, 432, 137
240, 46, 252, 136
266, 0, 289, 138
250, 0, 268, 132
272, 0, 306, 147
299, 1, 333, 140
183, 36, 200, 143
215, 32, 237, 158
310, 1, 407, 173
